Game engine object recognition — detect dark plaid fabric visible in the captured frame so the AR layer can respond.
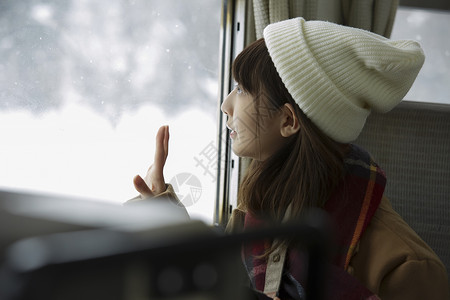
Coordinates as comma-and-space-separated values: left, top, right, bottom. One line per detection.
242, 144, 385, 299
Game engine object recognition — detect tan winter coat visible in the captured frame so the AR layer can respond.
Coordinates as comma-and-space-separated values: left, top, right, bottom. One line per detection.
129, 188, 449, 299
226, 196, 450, 299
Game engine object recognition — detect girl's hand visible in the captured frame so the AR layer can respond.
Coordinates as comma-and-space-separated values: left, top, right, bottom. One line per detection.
133, 125, 169, 198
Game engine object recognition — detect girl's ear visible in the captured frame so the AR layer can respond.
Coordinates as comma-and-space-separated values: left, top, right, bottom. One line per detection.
280, 103, 300, 137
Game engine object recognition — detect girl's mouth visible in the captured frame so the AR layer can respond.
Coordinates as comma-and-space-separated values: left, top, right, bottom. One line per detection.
226, 123, 237, 139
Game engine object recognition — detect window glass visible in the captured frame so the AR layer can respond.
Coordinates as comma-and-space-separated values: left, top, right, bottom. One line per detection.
0, 0, 221, 222
391, 7, 450, 104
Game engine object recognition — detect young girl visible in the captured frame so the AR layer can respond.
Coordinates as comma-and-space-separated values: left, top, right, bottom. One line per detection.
131, 18, 449, 299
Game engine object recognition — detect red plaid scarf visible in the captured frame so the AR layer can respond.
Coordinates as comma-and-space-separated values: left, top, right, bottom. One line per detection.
242, 144, 385, 299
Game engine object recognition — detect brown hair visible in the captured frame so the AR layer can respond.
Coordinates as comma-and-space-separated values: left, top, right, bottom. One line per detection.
233, 38, 347, 225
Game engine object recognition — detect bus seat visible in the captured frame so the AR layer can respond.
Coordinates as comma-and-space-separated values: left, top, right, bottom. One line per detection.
355, 100, 450, 280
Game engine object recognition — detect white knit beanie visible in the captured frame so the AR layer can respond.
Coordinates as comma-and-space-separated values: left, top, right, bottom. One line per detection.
263, 17, 425, 143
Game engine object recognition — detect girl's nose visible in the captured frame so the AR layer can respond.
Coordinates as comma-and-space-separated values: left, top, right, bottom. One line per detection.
221, 92, 233, 116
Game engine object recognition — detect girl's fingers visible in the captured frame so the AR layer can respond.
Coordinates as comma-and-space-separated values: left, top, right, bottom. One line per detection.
133, 125, 169, 197
154, 125, 169, 172
164, 125, 169, 159
133, 174, 154, 198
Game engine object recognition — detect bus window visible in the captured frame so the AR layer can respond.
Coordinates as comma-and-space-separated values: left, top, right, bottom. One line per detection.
0, 0, 221, 223
391, 6, 450, 104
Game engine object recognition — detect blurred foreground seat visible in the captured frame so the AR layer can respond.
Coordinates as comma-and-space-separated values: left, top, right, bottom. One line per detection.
0, 190, 330, 300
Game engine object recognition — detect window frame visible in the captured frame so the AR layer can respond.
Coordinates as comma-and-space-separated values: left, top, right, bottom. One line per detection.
215, 0, 248, 226
399, 0, 450, 11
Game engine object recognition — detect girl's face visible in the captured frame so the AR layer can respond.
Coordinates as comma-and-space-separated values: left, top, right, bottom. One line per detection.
221, 85, 288, 161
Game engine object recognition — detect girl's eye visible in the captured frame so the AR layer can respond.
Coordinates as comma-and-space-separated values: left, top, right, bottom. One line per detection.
235, 84, 243, 94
